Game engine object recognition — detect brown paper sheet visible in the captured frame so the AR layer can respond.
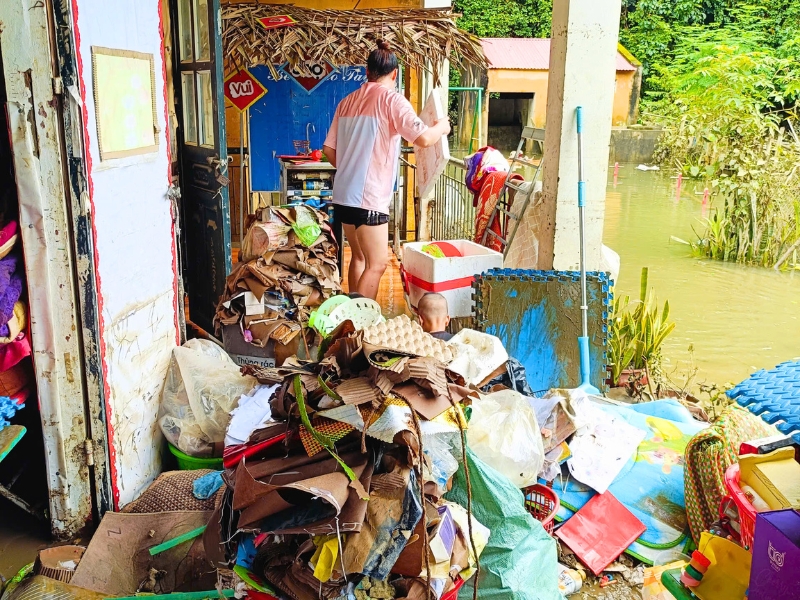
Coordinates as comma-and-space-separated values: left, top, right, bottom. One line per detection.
71, 511, 216, 596
335, 377, 383, 406
236, 451, 373, 534
392, 382, 454, 421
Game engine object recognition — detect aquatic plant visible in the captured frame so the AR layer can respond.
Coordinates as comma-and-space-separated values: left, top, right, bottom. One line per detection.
608, 267, 676, 388
645, 6, 800, 268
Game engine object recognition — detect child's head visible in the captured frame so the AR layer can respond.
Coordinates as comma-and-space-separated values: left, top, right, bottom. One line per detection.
417, 293, 450, 334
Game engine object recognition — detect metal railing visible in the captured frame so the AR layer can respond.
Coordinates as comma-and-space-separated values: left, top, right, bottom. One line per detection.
430, 157, 474, 241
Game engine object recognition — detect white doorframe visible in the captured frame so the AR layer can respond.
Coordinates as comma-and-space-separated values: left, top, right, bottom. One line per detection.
0, 0, 100, 537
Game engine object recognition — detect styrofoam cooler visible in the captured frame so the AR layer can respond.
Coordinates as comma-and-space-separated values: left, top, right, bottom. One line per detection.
402, 240, 503, 318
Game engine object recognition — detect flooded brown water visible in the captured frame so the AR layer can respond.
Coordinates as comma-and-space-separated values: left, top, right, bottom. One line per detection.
0, 504, 48, 580
604, 165, 800, 387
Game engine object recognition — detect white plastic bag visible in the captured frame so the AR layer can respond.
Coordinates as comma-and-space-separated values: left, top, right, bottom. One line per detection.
422, 433, 460, 496
158, 339, 257, 456
467, 389, 545, 487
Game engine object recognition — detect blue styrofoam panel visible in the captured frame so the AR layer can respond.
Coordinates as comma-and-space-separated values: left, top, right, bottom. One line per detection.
472, 269, 611, 392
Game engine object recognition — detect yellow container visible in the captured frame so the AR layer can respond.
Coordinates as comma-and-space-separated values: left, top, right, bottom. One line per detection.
739, 447, 800, 510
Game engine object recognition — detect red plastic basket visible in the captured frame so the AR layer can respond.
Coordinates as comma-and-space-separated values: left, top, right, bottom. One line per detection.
523, 484, 560, 536
722, 463, 757, 551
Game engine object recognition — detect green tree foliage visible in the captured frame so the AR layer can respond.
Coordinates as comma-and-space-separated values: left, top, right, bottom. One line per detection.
453, 0, 552, 38
621, 0, 800, 91
649, 5, 800, 267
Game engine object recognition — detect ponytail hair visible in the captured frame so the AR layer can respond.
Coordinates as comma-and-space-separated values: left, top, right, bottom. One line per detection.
367, 40, 398, 80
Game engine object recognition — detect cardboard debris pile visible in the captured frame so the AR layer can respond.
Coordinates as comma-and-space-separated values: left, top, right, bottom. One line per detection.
214, 205, 341, 355
203, 315, 487, 600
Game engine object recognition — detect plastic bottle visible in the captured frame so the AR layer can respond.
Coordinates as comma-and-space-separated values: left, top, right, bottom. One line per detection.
557, 563, 585, 595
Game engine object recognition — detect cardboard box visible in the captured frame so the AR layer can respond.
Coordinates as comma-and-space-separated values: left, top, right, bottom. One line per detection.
750, 460, 800, 509
740, 447, 800, 510
749, 509, 800, 599
222, 323, 313, 367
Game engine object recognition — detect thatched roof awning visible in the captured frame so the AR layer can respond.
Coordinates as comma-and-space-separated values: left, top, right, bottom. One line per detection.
221, 4, 486, 84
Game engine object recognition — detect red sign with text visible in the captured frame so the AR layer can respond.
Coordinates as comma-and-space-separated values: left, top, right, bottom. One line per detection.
258, 15, 296, 31
224, 69, 267, 112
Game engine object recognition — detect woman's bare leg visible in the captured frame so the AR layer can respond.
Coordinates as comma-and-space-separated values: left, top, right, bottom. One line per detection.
354, 223, 388, 300
343, 223, 365, 293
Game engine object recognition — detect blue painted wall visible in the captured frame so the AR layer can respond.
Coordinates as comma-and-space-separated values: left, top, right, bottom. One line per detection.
249, 65, 367, 191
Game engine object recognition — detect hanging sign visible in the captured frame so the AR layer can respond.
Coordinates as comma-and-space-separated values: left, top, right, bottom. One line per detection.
281, 60, 335, 94
224, 69, 267, 112
258, 15, 297, 30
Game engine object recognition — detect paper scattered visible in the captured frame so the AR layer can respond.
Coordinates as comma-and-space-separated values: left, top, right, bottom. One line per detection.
567, 400, 646, 494
225, 384, 279, 446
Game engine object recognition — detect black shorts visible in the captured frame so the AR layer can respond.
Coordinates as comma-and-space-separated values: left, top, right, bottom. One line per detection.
333, 204, 389, 227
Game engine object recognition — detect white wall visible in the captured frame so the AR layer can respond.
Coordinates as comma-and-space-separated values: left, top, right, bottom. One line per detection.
546, 0, 621, 271
506, 0, 621, 271
71, 0, 179, 507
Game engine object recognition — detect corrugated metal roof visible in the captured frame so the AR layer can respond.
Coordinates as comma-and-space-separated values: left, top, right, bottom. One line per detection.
481, 38, 637, 72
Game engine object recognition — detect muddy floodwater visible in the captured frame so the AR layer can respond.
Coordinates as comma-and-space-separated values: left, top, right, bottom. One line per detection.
0, 505, 48, 580
604, 165, 800, 388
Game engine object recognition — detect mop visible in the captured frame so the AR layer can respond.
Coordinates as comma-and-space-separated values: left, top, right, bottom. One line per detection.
575, 106, 599, 394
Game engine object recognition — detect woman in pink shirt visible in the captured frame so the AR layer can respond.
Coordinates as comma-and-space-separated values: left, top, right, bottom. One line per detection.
323, 41, 450, 300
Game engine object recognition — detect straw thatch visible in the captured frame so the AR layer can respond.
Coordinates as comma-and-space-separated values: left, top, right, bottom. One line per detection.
221, 4, 486, 84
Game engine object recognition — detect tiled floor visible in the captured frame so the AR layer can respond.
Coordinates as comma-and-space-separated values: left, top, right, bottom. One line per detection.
341, 246, 410, 318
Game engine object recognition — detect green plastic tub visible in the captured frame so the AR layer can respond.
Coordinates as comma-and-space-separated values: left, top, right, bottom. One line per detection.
168, 443, 223, 470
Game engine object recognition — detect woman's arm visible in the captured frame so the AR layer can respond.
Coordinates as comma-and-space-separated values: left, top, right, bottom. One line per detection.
323, 145, 336, 168
413, 118, 451, 148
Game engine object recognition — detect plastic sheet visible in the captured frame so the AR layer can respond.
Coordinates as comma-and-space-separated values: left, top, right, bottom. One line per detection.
422, 433, 460, 497
479, 357, 534, 397
467, 389, 544, 488
292, 205, 322, 247
445, 448, 562, 600
158, 339, 257, 456
555, 491, 646, 575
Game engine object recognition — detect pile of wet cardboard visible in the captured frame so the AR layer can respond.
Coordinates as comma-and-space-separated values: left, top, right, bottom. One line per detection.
204, 315, 487, 600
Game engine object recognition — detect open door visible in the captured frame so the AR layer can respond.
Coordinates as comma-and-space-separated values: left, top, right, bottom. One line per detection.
173, 0, 231, 334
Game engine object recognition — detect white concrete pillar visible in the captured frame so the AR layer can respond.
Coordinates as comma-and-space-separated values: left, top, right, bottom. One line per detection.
506, 0, 621, 271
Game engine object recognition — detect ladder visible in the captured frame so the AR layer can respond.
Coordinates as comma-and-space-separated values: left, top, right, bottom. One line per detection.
480, 126, 545, 257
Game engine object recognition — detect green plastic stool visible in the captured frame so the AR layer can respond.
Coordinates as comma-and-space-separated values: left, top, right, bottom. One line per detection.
661, 567, 696, 600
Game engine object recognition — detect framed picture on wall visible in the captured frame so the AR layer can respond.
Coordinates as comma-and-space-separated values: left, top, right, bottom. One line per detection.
91, 46, 160, 160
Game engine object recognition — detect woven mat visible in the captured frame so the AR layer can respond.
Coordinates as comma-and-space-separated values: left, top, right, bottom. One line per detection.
122, 469, 223, 513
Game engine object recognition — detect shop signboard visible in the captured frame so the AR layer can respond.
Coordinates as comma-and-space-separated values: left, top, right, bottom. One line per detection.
281, 60, 336, 94
258, 15, 297, 30
224, 69, 267, 112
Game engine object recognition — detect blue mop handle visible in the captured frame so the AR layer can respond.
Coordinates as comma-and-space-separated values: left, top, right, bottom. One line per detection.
576, 106, 585, 208
576, 105, 592, 389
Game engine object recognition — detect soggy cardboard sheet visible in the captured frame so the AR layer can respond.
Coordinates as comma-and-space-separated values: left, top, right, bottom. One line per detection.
234, 451, 373, 534
335, 377, 383, 406
71, 511, 215, 596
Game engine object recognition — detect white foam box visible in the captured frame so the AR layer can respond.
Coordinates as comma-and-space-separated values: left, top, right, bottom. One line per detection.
402, 240, 503, 318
